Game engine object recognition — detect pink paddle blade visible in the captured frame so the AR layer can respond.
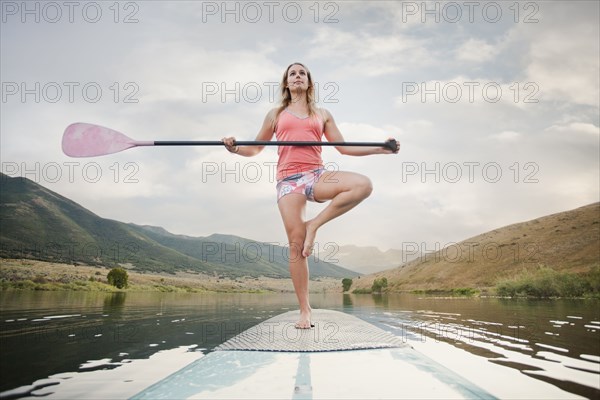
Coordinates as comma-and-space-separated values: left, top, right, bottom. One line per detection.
62, 123, 152, 157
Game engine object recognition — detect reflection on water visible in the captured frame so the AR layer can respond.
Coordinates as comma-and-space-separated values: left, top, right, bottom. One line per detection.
0, 291, 598, 399
103, 292, 127, 310
342, 293, 353, 307
344, 295, 600, 399
0, 291, 317, 397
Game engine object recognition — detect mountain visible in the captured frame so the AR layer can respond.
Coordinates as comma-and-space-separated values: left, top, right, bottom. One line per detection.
0, 173, 358, 279
332, 245, 418, 274
351, 203, 600, 291
128, 226, 358, 279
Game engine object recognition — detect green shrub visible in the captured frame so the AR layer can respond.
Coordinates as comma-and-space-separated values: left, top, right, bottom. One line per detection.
452, 287, 479, 296
586, 266, 600, 295
341, 278, 353, 292
371, 277, 388, 293
15, 280, 37, 290
496, 266, 599, 298
107, 268, 129, 289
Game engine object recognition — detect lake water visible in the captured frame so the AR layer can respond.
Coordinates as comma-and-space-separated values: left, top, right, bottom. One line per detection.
0, 291, 598, 399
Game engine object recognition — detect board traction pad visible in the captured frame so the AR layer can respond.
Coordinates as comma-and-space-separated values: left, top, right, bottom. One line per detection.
215, 309, 407, 352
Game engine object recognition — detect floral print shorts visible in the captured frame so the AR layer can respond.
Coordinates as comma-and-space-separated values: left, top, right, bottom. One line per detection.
276, 168, 326, 203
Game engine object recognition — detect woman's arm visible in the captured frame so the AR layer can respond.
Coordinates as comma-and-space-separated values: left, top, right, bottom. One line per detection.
322, 109, 400, 155
222, 109, 277, 157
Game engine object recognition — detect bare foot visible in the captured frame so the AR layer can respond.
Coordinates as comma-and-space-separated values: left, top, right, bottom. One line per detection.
295, 308, 313, 329
303, 220, 317, 258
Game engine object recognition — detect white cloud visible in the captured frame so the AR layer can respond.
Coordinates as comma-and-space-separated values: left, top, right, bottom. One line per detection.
307, 26, 431, 76
455, 38, 499, 63
520, 3, 599, 107
129, 42, 281, 104
545, 122, 599, 137
336, 122, 401, 141
489, 131, 522, 143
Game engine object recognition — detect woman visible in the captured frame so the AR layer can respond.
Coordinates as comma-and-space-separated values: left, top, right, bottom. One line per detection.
223, 62, 400, 329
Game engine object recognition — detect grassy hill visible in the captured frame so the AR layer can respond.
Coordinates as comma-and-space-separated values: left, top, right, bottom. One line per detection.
351, 203, 599, 293
0, 173, 358, 279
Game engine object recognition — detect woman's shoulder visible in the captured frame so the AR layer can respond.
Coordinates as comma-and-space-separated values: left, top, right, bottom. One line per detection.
315, 107, 332, 122
264, 107, 282, 123
265, 107, 284, 131
266, 107, 280, 118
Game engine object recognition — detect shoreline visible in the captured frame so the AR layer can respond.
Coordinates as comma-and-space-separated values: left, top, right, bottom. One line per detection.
3, 259, 596, 299
0, 259, 342, 294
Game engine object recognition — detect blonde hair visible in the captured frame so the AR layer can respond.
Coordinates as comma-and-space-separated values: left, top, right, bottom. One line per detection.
271, 62, 321, 130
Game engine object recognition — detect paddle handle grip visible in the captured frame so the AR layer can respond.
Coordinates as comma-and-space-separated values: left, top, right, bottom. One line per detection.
383, 139, 398, 152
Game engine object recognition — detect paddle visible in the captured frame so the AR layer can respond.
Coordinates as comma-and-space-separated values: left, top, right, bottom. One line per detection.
62, 123, 398, 157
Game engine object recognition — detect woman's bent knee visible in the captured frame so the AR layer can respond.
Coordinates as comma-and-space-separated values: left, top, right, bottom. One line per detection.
357, 175, 373, 199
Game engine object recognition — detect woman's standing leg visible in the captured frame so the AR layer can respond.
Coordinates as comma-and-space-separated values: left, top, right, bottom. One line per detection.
278, 193, 313, 328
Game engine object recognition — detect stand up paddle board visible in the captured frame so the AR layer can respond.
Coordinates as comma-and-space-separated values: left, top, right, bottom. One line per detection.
130, 309, 495, 399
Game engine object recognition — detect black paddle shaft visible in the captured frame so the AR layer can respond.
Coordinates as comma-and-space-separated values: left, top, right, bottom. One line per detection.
154, 139, 398, 152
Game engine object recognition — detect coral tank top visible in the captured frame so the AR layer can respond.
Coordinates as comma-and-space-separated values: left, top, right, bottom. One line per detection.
275, 109, 324, 181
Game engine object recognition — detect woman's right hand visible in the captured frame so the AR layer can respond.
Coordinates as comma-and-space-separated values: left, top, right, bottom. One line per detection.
222, 137, 239, 154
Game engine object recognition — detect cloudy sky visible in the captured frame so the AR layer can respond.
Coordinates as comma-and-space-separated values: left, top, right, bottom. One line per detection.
2, 1, 598, 257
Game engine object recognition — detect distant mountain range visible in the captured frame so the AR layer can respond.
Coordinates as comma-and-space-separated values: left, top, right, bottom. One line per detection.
352, 202, 600, 291
332, 245, 417, 275
0, 173, 359, 279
